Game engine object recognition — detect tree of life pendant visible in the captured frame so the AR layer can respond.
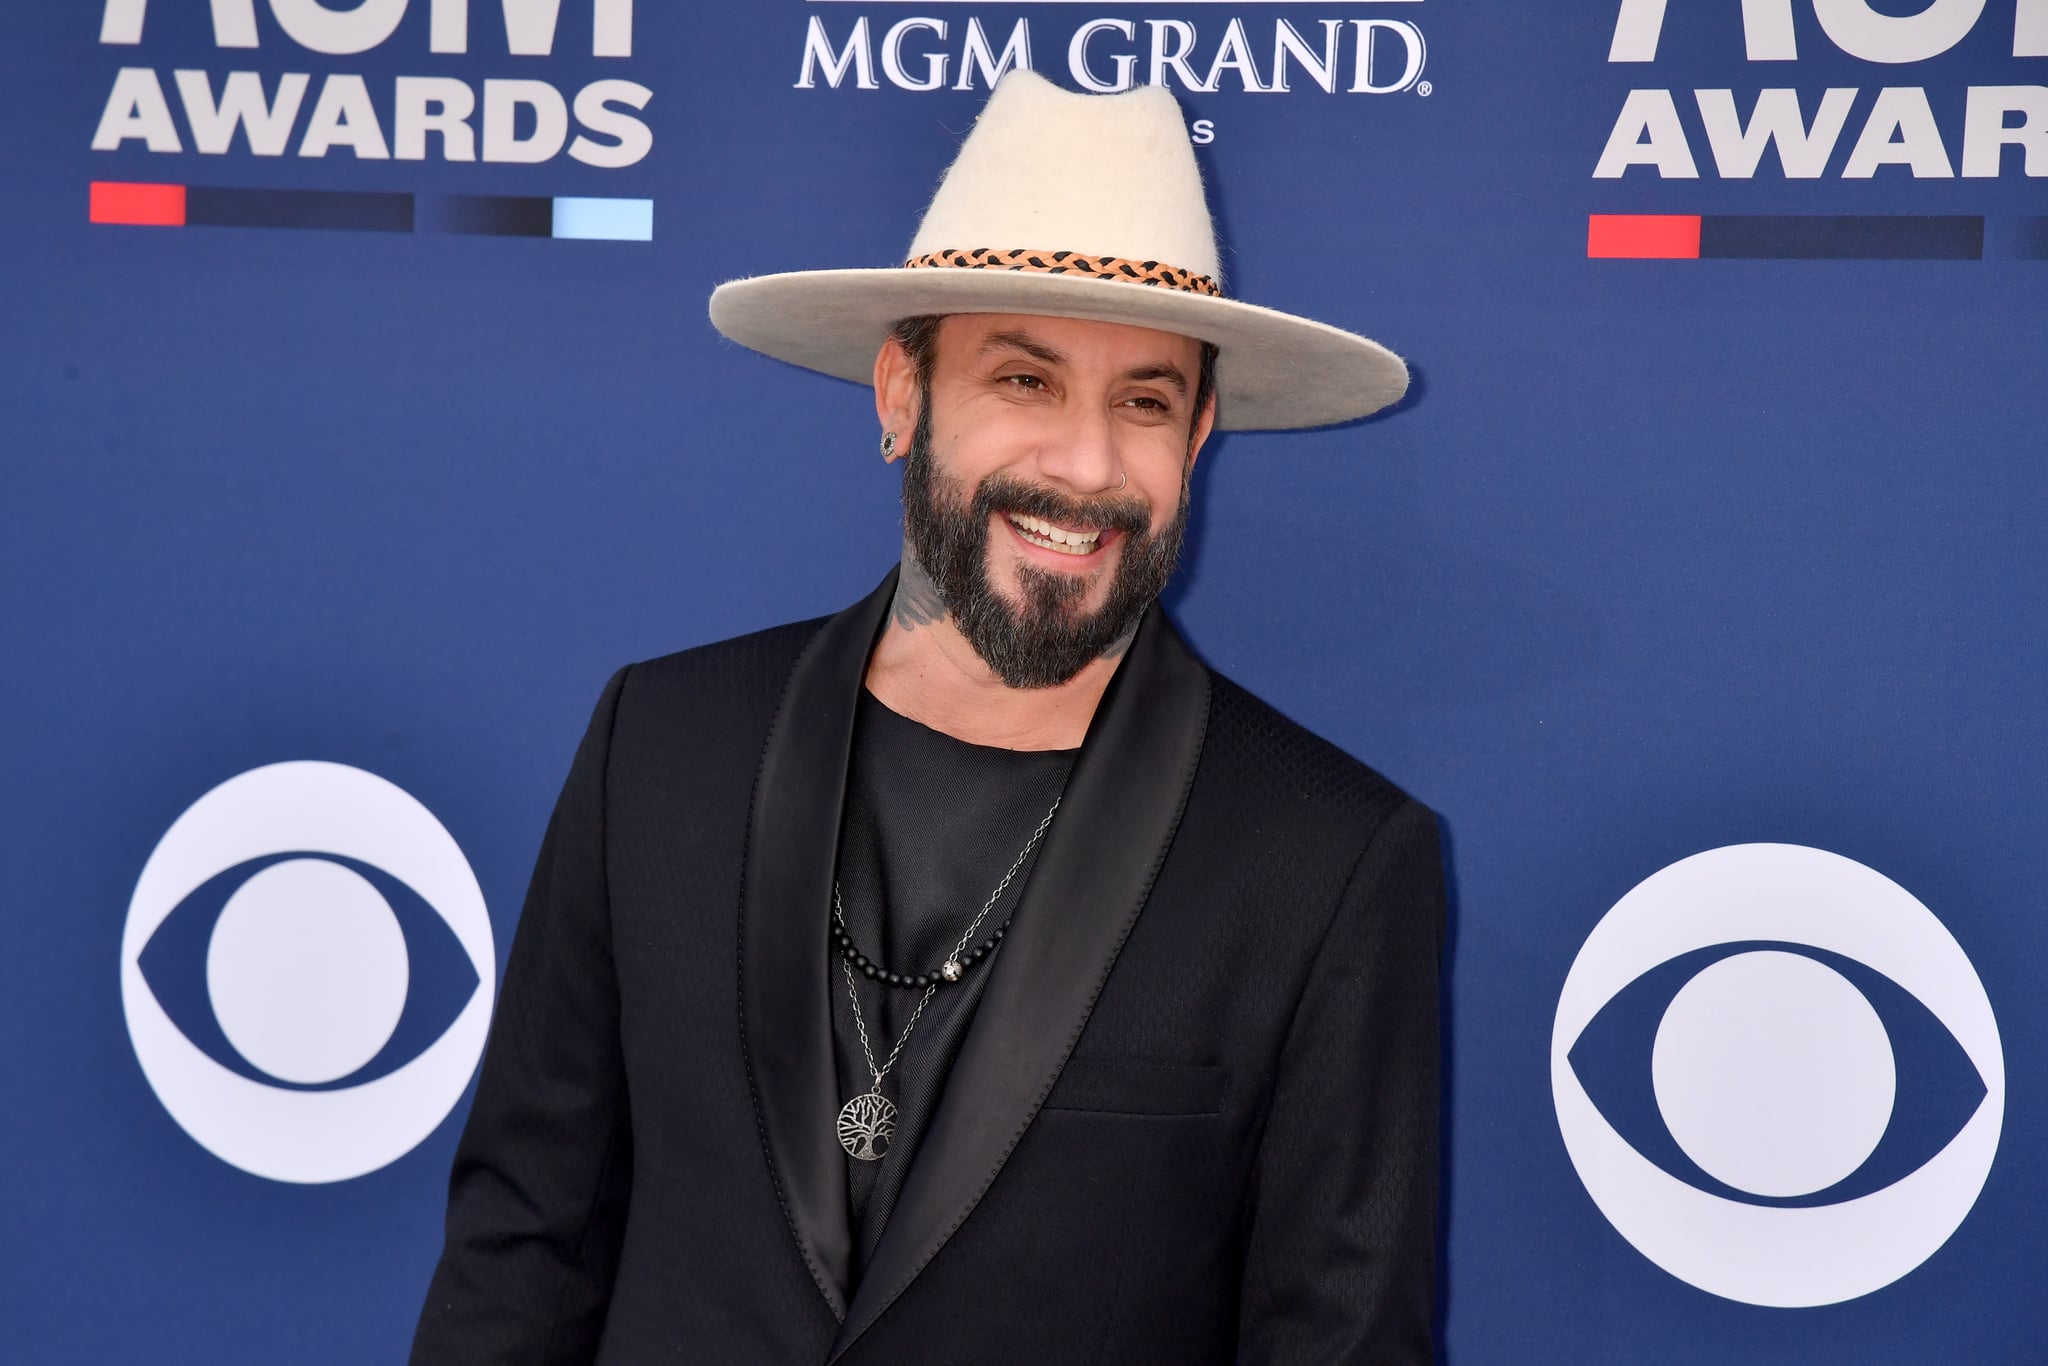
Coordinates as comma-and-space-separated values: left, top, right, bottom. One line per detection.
837, 1091, 896, 1162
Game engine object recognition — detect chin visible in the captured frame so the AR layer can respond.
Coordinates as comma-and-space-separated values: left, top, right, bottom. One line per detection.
990, 546, 1116, 617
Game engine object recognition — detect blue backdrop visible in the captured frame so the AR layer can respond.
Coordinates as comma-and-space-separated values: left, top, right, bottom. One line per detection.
5, 3, 2043, 1362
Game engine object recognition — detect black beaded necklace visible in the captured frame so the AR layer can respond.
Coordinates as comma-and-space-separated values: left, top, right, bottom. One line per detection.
830, 912, 1007, 991
829, 794, 1059, 992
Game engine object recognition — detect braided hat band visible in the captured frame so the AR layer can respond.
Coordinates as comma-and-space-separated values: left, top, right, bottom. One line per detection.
904, 248, 1223, 299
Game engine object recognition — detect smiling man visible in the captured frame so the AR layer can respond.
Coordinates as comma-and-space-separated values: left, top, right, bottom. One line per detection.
413, 71, 1443, 1366
871, 311, 1212, 735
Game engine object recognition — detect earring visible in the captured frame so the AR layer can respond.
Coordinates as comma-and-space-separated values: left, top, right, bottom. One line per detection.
880, 431, 898, 461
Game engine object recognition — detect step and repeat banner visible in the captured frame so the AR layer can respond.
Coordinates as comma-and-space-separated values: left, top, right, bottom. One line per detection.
4, 3, 2043, 1363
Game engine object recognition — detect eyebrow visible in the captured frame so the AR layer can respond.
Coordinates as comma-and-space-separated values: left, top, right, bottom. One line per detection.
1123, 362, 1189, 397
977, 330, 1190, 398
978, 330, 1065, 366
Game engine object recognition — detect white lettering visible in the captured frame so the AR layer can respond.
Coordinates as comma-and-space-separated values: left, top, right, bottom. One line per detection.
1610, 0, 1800, 61
1812, 0, 1985, 64
297, 72, 390, 158
424, 0, 627, 55
1841, 85, 1953, 175
92, 66, 183, 151
1739, 0, 1802, 59
210, 0, 259, 49
482, 77, 567, 160
1272, 20, 1342, 95
1593, 88, 1700, 176
430, 0, 466, 53
1695, 87, 1856, 175
570, 78, 651, 167
2021, 0, 2048, 56
1608, 0, 1805, 62
100, 0, 150, 45
394, 75, 475, 160
1961, 83, 2048, 174
1147, 20, 1205, 91
954, 18, 1030, 91
882, 18, 947, 91
1609, 0, 2048, 61
1070, 19, 1136, 93
1205, 18, 1268, 93
1607, 0, 1668, 62
101, 0, 146, 45
501, 0, 566, 57
593, 0, 632, 58
174, 69, 309, 155
99, 0, 259, 48
105, 0, 630, 53
796, 16, 877, 90
1351, 20, 1427, 94
269, 0, 409, 56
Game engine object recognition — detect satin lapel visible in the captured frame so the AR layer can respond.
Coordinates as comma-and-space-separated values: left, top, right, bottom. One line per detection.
829, 607, 1212, 1361
740, 568, 898, 1320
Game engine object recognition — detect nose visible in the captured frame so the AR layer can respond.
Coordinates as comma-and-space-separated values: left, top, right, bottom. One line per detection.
1031, 397, 1123, 496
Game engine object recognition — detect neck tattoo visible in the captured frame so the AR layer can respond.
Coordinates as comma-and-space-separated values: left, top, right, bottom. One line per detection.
887, 547, 1142, 663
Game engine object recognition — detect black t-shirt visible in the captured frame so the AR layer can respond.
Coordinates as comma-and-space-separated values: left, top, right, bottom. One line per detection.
829, 688, 1077, 1284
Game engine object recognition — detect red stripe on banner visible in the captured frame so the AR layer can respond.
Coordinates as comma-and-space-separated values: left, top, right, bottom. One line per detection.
1587, 214, 1701, 259
90, 182, 187, 227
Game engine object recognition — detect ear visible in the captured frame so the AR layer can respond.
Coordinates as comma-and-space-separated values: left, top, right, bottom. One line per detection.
873, 334, 920, 460
1185, 388, 1217, 470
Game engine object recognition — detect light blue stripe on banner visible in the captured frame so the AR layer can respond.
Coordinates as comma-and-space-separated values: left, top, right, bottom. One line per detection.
551, 198, 653, 241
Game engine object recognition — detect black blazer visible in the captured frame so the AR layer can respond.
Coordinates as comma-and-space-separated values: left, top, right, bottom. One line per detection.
412, 571, 1443, 1364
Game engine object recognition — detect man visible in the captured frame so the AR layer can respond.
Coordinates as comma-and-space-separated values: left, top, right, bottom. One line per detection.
412, 70, 1442, 1364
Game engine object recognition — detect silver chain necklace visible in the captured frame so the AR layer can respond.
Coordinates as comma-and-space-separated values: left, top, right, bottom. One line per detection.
834, 796, 1060, 1162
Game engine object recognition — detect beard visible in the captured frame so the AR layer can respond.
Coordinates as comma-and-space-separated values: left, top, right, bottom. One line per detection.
899, 398, 1192, 690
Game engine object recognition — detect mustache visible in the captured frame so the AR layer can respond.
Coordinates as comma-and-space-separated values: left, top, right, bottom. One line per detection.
971, 472, 1152, 537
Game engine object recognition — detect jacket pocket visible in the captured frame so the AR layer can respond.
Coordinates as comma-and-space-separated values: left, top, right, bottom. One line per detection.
1041, 1058, 1227, 1116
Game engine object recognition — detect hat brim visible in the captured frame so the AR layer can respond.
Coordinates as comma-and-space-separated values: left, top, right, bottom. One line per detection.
708, 268, 1407, 432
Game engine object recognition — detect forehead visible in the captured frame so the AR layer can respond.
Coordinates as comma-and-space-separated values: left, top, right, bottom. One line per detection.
935, 312, 1204, 369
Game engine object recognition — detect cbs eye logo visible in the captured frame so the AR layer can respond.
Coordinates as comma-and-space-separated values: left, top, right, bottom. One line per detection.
121, 761, 495, 1184
1552, 843, 2003, 1307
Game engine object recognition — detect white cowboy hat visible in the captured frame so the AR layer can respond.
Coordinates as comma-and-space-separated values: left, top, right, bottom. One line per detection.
708, 70, 1407, 432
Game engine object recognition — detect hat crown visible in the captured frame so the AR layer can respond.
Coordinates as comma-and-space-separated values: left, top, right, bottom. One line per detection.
905, 71, 1222, 287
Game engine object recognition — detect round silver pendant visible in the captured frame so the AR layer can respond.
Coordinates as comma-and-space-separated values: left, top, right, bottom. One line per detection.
837, 1091, 897, 1162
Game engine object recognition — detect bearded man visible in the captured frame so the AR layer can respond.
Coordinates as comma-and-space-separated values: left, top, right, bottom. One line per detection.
412, 70, 1443, 1366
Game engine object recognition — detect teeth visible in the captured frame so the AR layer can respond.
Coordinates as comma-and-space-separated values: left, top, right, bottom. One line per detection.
1007, 512, 1101, 555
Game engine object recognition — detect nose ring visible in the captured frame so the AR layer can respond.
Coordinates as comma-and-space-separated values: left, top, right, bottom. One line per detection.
1115, 469, 1128, 491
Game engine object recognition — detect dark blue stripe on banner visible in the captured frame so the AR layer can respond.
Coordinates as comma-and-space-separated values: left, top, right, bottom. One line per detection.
184, 187, 415, 233
1699, 215, 1983, 261
415, 195, 555, 237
